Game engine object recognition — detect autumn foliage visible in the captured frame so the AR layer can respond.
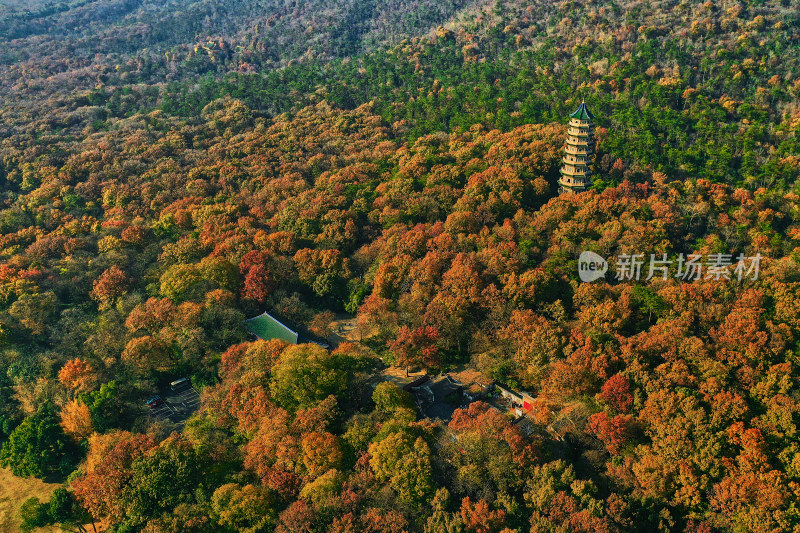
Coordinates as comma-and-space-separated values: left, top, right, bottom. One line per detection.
0, 0, 799, 530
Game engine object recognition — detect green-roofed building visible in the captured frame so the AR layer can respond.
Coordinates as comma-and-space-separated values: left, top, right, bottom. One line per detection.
559, 102, 596, 193
245, 312, 299, 344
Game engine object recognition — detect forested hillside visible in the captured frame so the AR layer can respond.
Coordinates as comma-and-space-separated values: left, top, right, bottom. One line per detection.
1, 0, 800, 531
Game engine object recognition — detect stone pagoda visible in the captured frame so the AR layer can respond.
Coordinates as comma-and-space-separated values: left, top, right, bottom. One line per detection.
558, 102, 595, 193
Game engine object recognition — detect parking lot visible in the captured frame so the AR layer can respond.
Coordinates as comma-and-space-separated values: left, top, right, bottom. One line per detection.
147, 383, 201, 427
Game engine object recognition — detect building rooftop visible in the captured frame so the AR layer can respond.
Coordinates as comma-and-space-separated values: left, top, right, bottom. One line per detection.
245, 311, 331, 348
569, 102, 594, 121
408, 374, 471, 421
245, 312, 299, 344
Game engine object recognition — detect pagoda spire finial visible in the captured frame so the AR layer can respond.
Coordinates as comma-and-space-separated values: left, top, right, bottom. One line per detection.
559, 102, 595, 193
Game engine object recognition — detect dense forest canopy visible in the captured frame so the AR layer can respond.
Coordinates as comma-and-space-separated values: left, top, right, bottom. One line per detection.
0, 0, 799, 531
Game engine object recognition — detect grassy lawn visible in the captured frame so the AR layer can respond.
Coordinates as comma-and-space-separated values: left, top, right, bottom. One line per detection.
0, 468, 60, 533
